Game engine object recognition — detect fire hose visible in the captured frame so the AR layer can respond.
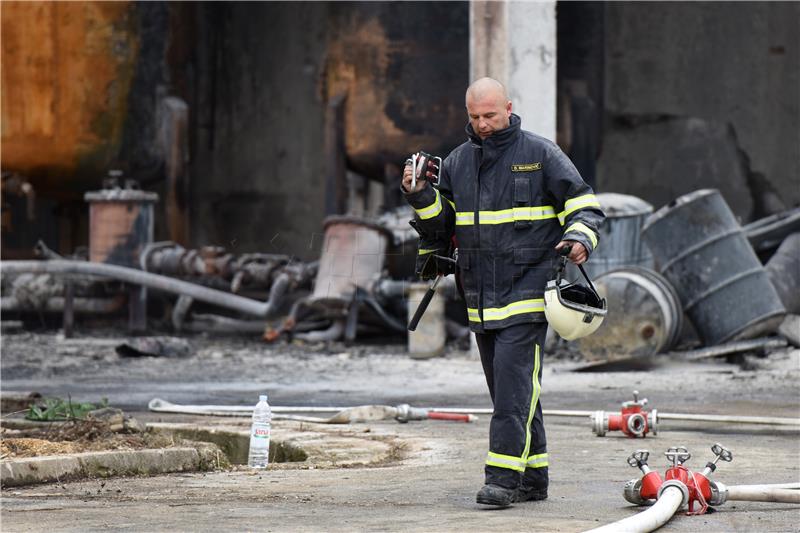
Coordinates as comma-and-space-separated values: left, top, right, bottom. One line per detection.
587, 444, 800, 533
724, 483, 800, 503
585, 484, 686, 533
148, 398, 476, 424
146, 399, 800, 427
587, 483, 800, 533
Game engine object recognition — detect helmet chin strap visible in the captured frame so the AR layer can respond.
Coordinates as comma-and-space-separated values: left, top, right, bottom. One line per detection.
557, 244, 601, 301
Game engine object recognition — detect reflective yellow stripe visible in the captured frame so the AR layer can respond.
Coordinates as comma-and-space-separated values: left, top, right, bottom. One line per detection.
467, 299, 545, 323
414, 189, 442, 220
486, 451, 526, 472
444, 196, 456, 210
522, 344, 541, 464
557, 194, 601, 224
455, 206, 557, 226
564, 222, 598, 248
418, 248, 435, 255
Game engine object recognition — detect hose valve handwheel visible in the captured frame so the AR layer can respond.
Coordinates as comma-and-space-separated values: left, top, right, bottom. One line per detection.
628, 450, 653, 474
665, 446, 691, 467
702, 442, 733, 476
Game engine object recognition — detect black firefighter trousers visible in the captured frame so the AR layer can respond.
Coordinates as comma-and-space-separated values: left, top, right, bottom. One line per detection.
475, 321, 549, 490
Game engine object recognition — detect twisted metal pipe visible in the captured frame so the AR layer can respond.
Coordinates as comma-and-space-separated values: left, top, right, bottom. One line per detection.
1, 260, 286, 318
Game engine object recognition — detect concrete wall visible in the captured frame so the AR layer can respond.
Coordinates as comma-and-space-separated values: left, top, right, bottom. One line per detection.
471, 1, 557, 141
598, 2, 800, 221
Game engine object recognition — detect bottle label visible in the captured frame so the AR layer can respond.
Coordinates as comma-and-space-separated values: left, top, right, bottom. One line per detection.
251, 423, 271, 439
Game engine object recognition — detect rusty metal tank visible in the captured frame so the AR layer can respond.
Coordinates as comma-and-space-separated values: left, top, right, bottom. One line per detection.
1, 2, 138, 190
642, 189, 785, 346
84, 179, 158, 268
310, 216, 391, 315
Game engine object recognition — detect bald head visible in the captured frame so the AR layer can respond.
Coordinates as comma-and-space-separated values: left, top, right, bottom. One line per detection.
465, 77, 512, 139
465, 77, 508, 106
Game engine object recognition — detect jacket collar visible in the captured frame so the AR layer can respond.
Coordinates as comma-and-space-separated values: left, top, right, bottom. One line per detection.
466, 113, 522, 150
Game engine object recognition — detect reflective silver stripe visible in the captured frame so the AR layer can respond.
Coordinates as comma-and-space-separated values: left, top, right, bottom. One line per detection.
455, 206, 556, 226
467, 299, 545, 323
564, 222, 598, 248
414, 189, 442, 220
526, 453, 548, 468
557, 194, 601, 224
486, 451, 526, 472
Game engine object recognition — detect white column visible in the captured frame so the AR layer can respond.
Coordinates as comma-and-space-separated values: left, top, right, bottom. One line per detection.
470, 0, 557, 141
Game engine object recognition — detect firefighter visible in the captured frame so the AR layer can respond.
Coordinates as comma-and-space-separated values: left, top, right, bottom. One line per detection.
402, 77, 605, 507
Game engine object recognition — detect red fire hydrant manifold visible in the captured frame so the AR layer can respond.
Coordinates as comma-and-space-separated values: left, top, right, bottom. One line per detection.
591, 390, 657, 438
623, 443, 733, 515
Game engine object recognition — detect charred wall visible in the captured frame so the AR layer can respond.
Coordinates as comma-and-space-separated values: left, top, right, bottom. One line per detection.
190, 2, 469, 259
190, 2, 329, 260
597, 1, 800, 221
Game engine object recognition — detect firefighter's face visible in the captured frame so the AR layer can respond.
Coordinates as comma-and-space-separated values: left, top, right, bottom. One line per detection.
466, 92, 512, 139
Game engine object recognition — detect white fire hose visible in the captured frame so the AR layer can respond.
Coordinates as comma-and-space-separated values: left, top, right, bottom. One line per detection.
586, 482, 800, 533
724, 482, 800, 503
585, 482, 687, 533
146, 399, 800, 427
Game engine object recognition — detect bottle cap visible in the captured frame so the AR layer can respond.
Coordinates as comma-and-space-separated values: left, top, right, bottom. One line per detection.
259, 394, 268, 402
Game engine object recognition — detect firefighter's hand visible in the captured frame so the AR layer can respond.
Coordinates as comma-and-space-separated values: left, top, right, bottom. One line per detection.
556, 240, 588, 265
402, 161, 429, 193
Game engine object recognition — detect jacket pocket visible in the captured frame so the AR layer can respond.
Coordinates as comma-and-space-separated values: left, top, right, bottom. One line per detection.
514, 177, 532, 229
514, 247, 546, 265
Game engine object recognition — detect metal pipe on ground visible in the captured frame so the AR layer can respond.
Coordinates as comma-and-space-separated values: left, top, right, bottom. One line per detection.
1, 295, 126, 313
293, 319, 345, 342
1, 260, 285, 318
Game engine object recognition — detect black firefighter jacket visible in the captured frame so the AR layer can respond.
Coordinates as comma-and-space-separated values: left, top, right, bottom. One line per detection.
405, 114, 605, 333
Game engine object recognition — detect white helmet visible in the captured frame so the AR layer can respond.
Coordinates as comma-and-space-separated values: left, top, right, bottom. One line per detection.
544, 250, 607, 340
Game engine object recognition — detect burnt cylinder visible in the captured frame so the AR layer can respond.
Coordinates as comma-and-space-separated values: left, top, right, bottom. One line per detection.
642, 189, 785, 346
568, 192, 654, 281
84, 184, 159, 268
580, 267, 683, 360
311, 215, 391, 315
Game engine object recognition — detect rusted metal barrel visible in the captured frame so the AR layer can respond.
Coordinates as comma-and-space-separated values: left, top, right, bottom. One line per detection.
572, 193, 654, 280
310, 216, 391, 315
579, 267, 682, 360
642, 189, 785, 346
85, 181, 158, 268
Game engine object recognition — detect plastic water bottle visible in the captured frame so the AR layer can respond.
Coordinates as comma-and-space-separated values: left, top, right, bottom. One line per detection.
247, 394, 272, 468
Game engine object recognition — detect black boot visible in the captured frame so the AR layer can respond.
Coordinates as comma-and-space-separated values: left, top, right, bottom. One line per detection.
515, 484, 548, 502
476, 484, 517, 507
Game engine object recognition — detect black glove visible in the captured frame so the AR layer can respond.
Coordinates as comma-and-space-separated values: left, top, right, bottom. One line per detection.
415, 245, 455, 280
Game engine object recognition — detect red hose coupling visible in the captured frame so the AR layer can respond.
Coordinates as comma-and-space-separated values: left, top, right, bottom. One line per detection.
591, 390, 658, 437
624, 450, 664, 504
624, 444, 732, 513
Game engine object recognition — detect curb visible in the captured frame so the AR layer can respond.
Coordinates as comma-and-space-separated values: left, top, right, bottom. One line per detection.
1, 446, 221, 488
1, 421, 398, 487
